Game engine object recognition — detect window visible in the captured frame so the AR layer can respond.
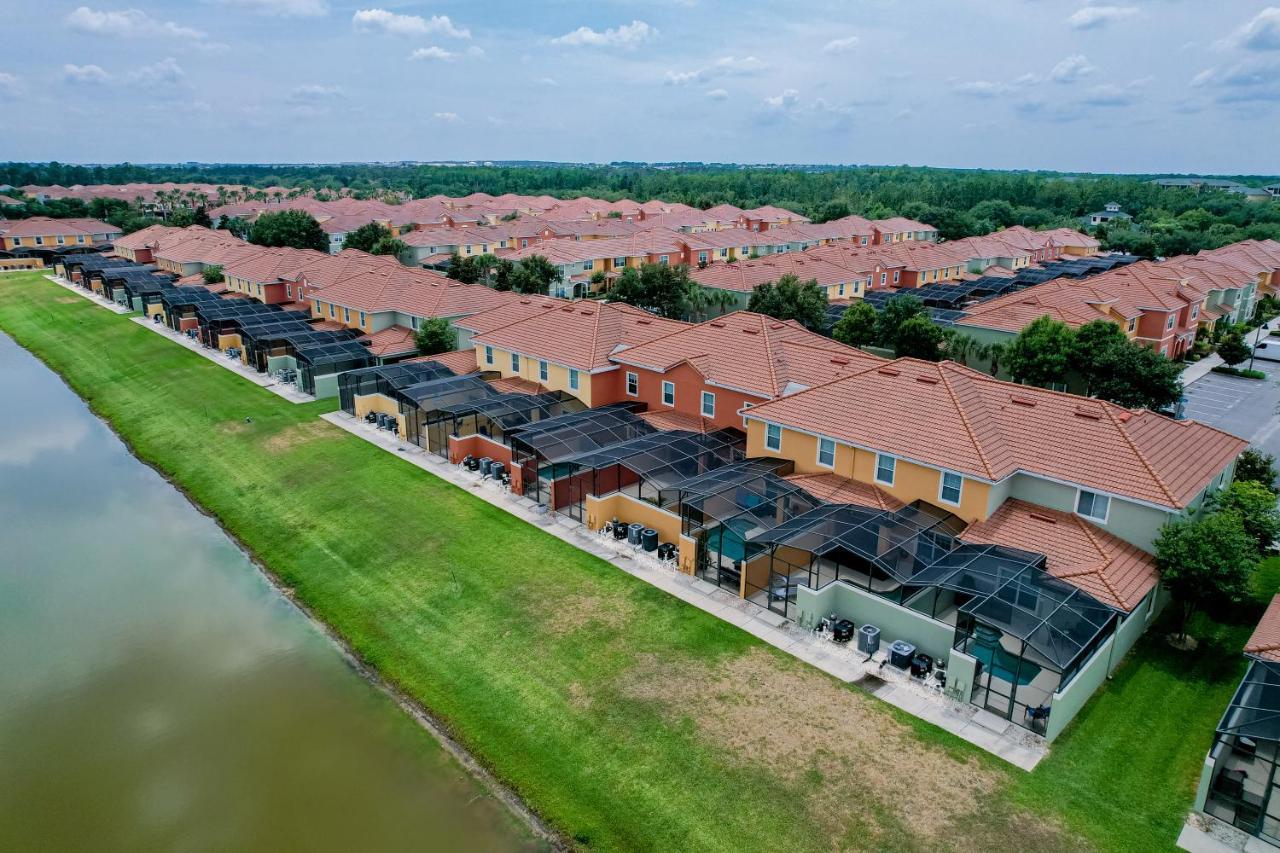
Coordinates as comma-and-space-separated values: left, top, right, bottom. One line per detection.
615, 257, 627, 267
939, 471, 963, 505
76, 235, 86, 244
1191, 305, 1199, 319
719, 249, 728, 258
875, 454, 896, 486
359, 311, 366, 326
56, 235, 65, 245
1127, 317, 1136, 333
701, 391, 715, 418
893, 271, 900, 283
411, 316, 420, 330
343, 308, 350, 323
521, 239, 529, 249
1076, 489, 1110, 522
9, 237, 19, 246
626, 371, 638, 396
569, 368, 580, 390
329, 303, 336, 318
698, 251, 708, 264
511, 353, 521, 372
817, 437, 835, 468
539, 360, 549, 382
34, 236, 44, 246
765, 423, 782, 452
286, 284, 292, 298
1166, 313, 1176, 330
583, 259, 594, 270
661, 380, 675, 406
880, 273, 887, 285
838, 283, 846, 297
659, 255, 669, 266
484, 345, 494, 365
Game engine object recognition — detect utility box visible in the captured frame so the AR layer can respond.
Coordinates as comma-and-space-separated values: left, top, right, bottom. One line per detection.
858, 624, 881, 656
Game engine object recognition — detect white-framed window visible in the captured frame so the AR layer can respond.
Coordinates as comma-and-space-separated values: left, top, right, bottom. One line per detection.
1048, 381, 1068, 393
539, 360, 549, 382
875, 453, 896, 486
1166, 314, 1175, 330
484, 345, 494, 365
583, 259, 594, 270
359, 311, 366, 326
701, 391, 715, 417
329, 303, 336, 318
286, 284, 293, 298
1191, 305, 1199, 320
344, 308, 350, 323
659, 255, 669, 266
76, 235, 87, 244
838, 283, 846, 297
625, 371, 638, 396
939, 471, 963, 505
411, 316, 420, 330
719, 248, 728, 258
569, 368, 580, 390
698, 251, 708, 264
1127, 317, 1136, 332
661, 380, 675, 406
510, 353, 521, 372
56, 235, 65, 245
34, 236, 44, 246
1076, 489, 1110, 522
615, 257, 627, 267
817, 437, 836, 468
9, 237, 19, 246
880, 273, 887, 285
893, 271, 900, 283
765, 423, 782, 452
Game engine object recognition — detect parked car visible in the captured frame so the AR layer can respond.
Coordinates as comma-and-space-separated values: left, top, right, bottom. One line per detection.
1254, 340, 1280, 362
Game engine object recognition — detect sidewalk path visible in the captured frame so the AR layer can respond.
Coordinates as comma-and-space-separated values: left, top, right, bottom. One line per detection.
1181, 318, 1280, 386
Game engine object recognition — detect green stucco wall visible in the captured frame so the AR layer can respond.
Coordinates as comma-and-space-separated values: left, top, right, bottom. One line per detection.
313, 372, 339, 399
796, 581, 956, 662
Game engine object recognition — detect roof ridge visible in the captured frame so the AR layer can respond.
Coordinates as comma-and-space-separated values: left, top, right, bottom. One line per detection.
1101, 406, 1180, 506
1067, 514, 1125, 604
937, 364, 998, 479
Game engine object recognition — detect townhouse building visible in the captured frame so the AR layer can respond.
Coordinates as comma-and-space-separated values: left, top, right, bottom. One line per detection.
0, 216, 121, 252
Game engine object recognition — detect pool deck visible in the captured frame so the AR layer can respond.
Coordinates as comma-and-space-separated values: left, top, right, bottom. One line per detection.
321, 410, 1049, 771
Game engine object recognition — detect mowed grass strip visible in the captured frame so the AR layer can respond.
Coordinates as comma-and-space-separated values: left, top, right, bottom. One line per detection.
0, 272, 1256, 852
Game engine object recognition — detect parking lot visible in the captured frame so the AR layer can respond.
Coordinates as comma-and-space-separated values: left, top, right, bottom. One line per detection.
1182, 358, 1280, 457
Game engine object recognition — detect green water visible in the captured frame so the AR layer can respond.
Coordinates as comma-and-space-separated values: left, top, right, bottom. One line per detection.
0, 333, 538, 852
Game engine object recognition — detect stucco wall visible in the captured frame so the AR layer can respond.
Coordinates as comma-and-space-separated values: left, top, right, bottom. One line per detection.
795, 581, 957, 662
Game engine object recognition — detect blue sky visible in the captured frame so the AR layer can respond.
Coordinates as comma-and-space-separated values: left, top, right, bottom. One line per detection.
2, 1, 1278, 173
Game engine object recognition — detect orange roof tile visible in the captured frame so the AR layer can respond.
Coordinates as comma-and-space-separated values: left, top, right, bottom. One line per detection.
783, 472, 904, 511
1246, 596, 1280, 663
960, 499, 1158, 611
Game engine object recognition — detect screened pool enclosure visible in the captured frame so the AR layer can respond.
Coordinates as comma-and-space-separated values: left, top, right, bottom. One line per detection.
1203, 659, 1280, 844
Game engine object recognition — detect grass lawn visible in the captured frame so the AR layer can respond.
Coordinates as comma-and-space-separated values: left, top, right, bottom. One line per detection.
0, 270, 1266, 852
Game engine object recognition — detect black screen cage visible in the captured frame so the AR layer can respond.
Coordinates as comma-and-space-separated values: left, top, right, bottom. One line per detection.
338, 361, 459, 415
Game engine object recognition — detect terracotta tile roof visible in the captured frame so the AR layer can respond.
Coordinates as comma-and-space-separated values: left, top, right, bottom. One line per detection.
743, 357, 1246, 509
872, 217, 937, 235
690, 254, 866, 293
359, 324, 418, 358
0, 216, 120, 238
453, 294, 570, 334
783, 472, 904, 511
488, 376, 545, 395
405, 349, 478, 374
503, 228, 688, 264
1246, 596, 1280, 663
742, 205, 809, 223
960, 499, 1158, 611
315, 265, 517, 318
471, 301, 687, 371
611, 311, 882, 399
637, 409, 720, 433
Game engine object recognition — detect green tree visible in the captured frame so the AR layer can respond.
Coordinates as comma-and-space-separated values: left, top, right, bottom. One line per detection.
1088, 343, 1183, 410
1213, 480, 1280, 554
447, 252, 480, 283
342, 222, 393, 253
1005, 315, 1075, 387
610, 263, 705, 320
1069, 319, 1128, 393
248, 210, 328, 251
370, 236, 407, 257
1217, 331, 1251, 368
894, 315, 946, 360
414, 317, 457, 355
509, 255, 560, 295
217, 216, 250, 239
873, 294, 926, 351
831, 301, 878, 347
1155, 512, 1258, 641
746, 273, 827, 330
202, 264, 224, 285
1235, 449, 1279, 495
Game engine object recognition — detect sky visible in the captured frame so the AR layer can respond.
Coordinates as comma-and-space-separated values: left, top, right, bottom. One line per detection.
2, 1, 1279, 174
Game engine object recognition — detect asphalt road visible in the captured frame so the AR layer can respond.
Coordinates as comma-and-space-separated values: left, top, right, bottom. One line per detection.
1183, 357, 1280, 457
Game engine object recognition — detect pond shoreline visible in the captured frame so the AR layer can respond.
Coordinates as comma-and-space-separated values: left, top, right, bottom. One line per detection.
5, 331, 566, 852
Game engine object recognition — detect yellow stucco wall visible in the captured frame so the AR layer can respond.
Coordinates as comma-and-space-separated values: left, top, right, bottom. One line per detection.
216, 332, 242, 351
354, 393, 407, 437
474, 343, 593, 405
745, 420, 991, 522
584, 493, 698, 574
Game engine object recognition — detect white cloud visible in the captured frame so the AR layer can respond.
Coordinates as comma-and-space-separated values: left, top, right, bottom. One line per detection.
1191, 58, 1280, 103
706, 88, 728, 100
433, 111, 462, 122
1067, 6, 1138, 31
762, 88, 800, 110
551, 20, 655, 48
0, 72, 20, 99
954, 80, 1013, 97
486, 115, 507, 126
289, 84, 343, 102
1049, 54, 1097, 83
63, 63, 110, 82
124, 57, 185, 87
65, 6, 205, 39
535, 76, 558, 86
217, 0, 327, 17
352, 9, 470, 38
410, 46, 456, 61
664, 55, 765, 85
823, 35, 859, 54
1229, 7, 1280, 51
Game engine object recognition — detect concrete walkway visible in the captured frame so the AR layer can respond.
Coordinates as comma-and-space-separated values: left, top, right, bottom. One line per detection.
1178, 813, 1275, 853
321, 410, 1048, 771
130, 315, 316, 404
44, 274, 132, 315
1182, 318, 1280, 385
